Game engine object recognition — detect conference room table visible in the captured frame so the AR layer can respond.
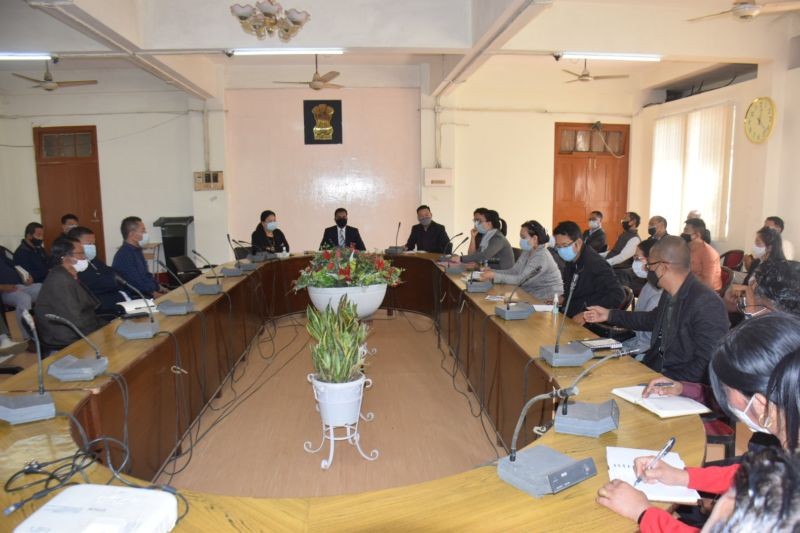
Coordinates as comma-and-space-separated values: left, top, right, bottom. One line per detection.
0, 252, 706, 531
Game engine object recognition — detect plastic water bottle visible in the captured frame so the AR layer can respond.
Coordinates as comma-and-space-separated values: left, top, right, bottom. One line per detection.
551, 293, 559, 315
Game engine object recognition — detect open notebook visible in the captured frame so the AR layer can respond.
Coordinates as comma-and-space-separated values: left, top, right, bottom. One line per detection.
607, 446, 700, 504
612, 385, 710, 418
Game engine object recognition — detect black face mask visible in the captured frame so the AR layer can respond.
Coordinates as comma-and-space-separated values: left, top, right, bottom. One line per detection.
647, 269, 660, 288
647, 226, 656, 237
622, 221, 631, 232
31, 238, 43, 247
335, 218, 347, 228
680, 233, 693, 243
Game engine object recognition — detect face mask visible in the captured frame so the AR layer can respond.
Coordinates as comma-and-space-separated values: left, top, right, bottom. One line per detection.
557, 244, 577, 262
632, 260, 648, 279
335, 218, 347, 228
588, 220, 600, 230
31, 238, 43, 247
84, 244, 97, 261
65, 224, 77, 232
681, 233, 693, 243
139, 232, 150, 246
730, 395, 771, 434
419, 217, 432, 227
265, 221, 278, 232
73, 258, 89, 273
475, 221, 488, 235
647, 269, 661, 288
751, 244, 766, 259
648, 226, 657, 237
622, 220, 631, 232
519, 238, 532, 251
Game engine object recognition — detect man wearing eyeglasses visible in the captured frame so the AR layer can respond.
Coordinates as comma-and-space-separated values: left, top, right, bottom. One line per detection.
583, 236, 728, 384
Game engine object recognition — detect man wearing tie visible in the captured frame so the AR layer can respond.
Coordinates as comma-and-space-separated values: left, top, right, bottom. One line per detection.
320, 208, 366, 250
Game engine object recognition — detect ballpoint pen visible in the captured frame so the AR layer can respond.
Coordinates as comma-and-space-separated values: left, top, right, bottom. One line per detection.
634, 437, 676, 487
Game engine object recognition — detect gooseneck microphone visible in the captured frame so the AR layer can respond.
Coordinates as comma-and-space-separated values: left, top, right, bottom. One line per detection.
191, 249, 223, 295
45, 314, 101, 358
114, 275, 160, 340
22, 311, 45, 395
44, 313, 109, 381
114, 275, 155, 323
508, 386, 578, 462
506, 265, 542, 310
156, 260, 194, 315
192, 249, 221, 283
226, 234, 257, 272
451, 236, 470, 255
554, 273, 580, 354
438, 232, 464, 261
386, 222, 405, 255
539, 271, 592, 367
395, 221, 401, 247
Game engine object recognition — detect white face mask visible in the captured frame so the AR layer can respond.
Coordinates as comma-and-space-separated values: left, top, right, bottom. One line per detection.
73, 258, 89, 273
265, 221, 278, 232
588, 220, 600, 230
752, 244, 766, 259
632, 260, 648, 279
83, 244, 97, 261
730, 395, 771, 434
139, 232, 150, 246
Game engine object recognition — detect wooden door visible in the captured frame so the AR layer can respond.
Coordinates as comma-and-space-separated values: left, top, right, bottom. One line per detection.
33, 126, 106, 261
553, 123, 629, 247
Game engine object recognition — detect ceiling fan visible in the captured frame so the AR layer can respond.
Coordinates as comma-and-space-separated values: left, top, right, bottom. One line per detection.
273, 55, 342, 90
562, 59, 629, 83
688, 1, 800, 22
12, 61, 97, 91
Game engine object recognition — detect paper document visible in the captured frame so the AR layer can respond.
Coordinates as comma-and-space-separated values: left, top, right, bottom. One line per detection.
606, 446, 700, 504
117, 298, 158, 315
612, 386, 710, 418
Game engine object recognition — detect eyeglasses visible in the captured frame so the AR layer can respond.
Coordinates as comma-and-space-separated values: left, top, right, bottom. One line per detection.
645, 260, 671, 272
554, 240, 575, 250
633, 255, 646, 262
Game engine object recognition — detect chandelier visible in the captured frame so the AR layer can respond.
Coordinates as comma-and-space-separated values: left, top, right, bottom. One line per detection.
230, 1, 310, 42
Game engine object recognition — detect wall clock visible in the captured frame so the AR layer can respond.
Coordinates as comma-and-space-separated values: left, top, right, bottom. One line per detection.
744, 96, 775, 144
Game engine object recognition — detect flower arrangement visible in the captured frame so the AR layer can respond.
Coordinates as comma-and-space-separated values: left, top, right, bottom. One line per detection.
294, 247, 403, 290
306, 296, 368, 383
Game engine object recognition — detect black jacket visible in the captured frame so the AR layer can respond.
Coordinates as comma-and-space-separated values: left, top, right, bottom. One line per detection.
583, 228, 608, 254
78, 258, 127, 316
607, 273, 729, 384
13, 240, 49, 283
562, 244, 625, 317
251, 225, 290, 254
405, 221, 450, 253
320, 226, 366, 251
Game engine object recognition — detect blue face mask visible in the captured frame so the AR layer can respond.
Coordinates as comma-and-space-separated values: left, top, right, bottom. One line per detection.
519, 238, 532, 251
475, 221, 488, 235
265, 221, 278, 232
83, 244, 97, 261
557, 244, 577, 262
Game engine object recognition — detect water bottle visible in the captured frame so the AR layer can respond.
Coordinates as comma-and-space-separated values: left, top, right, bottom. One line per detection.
551, 293, 559, 315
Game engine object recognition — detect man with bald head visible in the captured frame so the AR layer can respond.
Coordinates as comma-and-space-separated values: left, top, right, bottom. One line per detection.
583, 236, 728, 383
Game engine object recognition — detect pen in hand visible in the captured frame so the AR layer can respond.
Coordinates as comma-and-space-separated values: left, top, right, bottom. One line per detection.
634, 437, 676, 487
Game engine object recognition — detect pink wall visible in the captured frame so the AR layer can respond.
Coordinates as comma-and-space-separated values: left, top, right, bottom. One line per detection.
226, 88, 421, 253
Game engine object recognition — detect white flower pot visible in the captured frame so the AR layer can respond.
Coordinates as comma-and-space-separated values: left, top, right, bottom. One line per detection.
308, 373, 369, 427
307, 284, 387, 318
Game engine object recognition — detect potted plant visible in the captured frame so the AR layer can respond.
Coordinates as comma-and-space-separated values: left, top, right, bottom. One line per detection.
294, 247, 403, 318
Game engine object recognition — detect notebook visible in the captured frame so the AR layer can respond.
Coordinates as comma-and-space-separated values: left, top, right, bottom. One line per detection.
612, 385, 710, 418
606, 446, 700, 504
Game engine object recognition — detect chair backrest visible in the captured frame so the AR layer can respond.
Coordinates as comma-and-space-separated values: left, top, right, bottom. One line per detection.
619, 285, 635, 311
719, 266, 734, 297
169, 255, 200, 274
512, 247, 522, 262
1, 245, 14, 264
720, 249, 744, 271
233, 246, 249, 260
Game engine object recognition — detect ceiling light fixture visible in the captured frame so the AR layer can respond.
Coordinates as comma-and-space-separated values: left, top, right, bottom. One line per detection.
561, 52, 661, 62
228, 48, 343, 56
0, 52, 52, 61
230, 1, 310, 42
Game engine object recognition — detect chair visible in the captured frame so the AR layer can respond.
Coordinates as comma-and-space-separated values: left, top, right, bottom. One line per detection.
718, 266, 734, 298
583, 286, 637, 342
233, 246, 250, 261
167, 255, 202, 285
512, 247, 522, 262
703, 416, 736, 459
720, 249, 744, 271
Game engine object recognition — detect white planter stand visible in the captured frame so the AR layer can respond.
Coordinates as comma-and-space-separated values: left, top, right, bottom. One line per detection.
304, 373, 379, 470
307, 284, 387, 319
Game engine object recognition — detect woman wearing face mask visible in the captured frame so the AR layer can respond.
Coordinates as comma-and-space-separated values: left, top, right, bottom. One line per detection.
467, 207, 489, 254
724, 226, 785, 313
452, 209, 514, 270
33, 236, 104, 354
479, 220, 563, 299
251, 210, 290, 254
619, 239, 664, 356
596, 313, 800, 532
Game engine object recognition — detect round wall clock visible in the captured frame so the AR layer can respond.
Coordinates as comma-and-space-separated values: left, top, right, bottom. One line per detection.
743, 96, 776, 144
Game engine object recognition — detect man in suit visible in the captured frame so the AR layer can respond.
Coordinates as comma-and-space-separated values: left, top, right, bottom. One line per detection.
68, 226, 126, 316
34, 237, 105, 353
582, 210, 608, 253
552, 220, 625, 322
320, 208, 366, 250
112, 216, 167, 298
583, 236, 729, 384
13, 222, 49, 283
404, 205, 451, 253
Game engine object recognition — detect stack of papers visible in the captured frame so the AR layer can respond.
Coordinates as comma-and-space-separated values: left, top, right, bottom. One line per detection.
606, 446, 700, 504
612, 386, 710, 418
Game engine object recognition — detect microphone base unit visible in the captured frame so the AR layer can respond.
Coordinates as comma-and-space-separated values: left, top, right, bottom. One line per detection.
497, 445, 597, 498
248, 252, 275, 263
444, 264, 465, 274
554, 399, 620, 438
385, 246, 404, 255
495, 302, 535, 320
466, 280, 492, 293
158, 300, 195, 316
221, 266, 244, 277
47, 355, 109, 382
116, 319, 160, 340
0, 392, 56, 425
193, 282, 222, 295
238, 262, 259, 272
540, 342, 594, 367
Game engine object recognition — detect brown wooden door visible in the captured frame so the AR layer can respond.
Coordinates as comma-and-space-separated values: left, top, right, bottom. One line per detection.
553, 123, 629, 247
33, 126, 106, 262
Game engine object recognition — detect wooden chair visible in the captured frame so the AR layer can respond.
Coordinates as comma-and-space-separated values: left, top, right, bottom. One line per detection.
718, 266, 734, 298
720, 249, 744, 271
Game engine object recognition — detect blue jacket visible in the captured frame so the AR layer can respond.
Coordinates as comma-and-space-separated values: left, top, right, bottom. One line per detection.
112, 242, 159, 297
0, 255, 21, 285
79, 258, 127, 315
13, 240, 49, 283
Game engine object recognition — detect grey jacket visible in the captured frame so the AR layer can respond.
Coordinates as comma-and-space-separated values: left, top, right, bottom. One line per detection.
459, 231, 515, 270
493, 246, 563, 300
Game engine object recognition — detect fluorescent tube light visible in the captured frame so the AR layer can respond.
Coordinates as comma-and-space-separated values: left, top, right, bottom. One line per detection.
0, 52, 52, 61
561, 52, 661, 62
229, 48, 344, 56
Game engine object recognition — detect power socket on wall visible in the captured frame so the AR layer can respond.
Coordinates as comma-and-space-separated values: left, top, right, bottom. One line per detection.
194, 171, 224, 191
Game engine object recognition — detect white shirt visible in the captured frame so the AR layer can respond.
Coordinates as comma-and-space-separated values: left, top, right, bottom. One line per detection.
606, 236, 641, 266
783, 238, 794, 260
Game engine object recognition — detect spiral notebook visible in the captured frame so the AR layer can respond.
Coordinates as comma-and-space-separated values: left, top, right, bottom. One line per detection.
606, 446, 700, 504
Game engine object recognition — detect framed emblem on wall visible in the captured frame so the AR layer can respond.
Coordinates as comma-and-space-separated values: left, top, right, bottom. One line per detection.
304, 100, 342, 145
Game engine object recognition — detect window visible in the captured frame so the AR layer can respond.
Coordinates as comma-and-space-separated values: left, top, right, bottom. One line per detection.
41, 132, 93, 158
649, 104, 734, 240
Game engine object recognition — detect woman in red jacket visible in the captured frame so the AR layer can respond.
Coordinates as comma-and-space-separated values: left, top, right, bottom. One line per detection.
596, 313, 800, 532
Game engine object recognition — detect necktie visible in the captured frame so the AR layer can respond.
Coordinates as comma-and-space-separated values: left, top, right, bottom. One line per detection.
338, 228, 345, 246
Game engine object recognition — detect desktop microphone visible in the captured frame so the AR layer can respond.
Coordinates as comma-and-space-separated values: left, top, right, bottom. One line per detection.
44, 314, 109, 381
191, 249, 223, 295
494, 265, 542, 320
234, 239, 273, 262
226, 234, 257, 272
386, 222, 404, 255
114, 275, 160, 340
155, 260, 195, 315
451, 236, 469, 255
443, 236, 470, 274
0, 310, 56, 424
539, 272, 592, 367
438, 232, 465, 261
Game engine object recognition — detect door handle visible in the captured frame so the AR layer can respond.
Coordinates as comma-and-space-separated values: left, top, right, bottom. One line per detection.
91, 209, 100, 223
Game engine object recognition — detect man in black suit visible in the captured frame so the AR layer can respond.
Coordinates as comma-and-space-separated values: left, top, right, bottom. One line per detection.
404, 205, 451, 253
582, 210, 608, 253
320, 208, 366, 250
68, 226, 127, 316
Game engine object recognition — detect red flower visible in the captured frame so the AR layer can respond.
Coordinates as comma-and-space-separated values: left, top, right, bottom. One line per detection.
327, 263, 334, 270
322, 250, 331, 260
